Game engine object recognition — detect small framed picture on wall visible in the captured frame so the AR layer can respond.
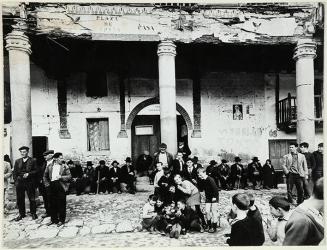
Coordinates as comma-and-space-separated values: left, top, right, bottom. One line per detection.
233, 104, 243, 120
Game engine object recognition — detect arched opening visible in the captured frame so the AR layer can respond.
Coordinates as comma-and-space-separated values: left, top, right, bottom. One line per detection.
127, 98, 192, 161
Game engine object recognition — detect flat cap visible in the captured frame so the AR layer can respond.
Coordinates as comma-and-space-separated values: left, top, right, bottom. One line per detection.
43, 150, 54, 156
19, 146, 29, 151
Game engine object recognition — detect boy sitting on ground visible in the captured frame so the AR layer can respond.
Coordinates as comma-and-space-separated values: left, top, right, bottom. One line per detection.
141, 194, 158, 232
176, 199, 204, 235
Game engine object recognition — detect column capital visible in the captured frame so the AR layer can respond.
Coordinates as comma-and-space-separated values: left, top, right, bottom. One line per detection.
293, 39, 316, 61
5, 30, 31, 55
157, 40, 176, 57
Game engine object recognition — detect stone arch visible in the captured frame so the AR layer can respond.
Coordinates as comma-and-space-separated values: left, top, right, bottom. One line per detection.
126, 97, 193, 131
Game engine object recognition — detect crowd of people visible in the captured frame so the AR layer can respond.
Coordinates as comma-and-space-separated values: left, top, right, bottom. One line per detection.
2, 140, 324, 245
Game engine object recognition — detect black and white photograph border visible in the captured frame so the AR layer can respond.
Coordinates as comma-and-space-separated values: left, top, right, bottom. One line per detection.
1, 0, 326, 249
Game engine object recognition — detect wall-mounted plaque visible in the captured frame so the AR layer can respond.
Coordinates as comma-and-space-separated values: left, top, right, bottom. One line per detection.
135, 125, 153, 135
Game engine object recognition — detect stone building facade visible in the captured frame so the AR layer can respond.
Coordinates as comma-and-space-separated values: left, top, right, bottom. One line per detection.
2, 2, 324, 170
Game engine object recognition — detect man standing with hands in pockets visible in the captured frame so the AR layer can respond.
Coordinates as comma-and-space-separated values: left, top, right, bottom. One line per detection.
13, 146, 38, 221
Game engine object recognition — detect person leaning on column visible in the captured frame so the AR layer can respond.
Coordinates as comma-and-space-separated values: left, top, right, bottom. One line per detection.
44, 152, 71, 227
13, 146, 38, 221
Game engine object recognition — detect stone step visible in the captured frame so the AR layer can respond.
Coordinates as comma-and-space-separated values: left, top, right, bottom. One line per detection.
135, 176, 152, 192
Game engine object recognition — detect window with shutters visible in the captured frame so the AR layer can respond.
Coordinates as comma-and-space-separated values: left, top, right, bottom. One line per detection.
87, 118, 110, 151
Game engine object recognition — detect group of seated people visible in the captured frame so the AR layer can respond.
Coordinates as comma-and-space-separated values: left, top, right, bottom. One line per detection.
141, 166, 220, 238
149, 152, 277, 192
67, 157, 136, 195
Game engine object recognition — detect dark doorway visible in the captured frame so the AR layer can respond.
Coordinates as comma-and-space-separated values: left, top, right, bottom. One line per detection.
131, 115, 187, 162
32, 136, 48, 167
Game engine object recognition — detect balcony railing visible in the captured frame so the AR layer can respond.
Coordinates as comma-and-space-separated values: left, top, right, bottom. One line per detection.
277, 93, 323, 132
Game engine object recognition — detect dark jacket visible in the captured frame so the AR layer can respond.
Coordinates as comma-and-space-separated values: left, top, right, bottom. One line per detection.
302, 152, 316, 170
84, 167, 95, 182
120, 164, 136, 183
248, 162, 263, 178
70, 165, 83, 178
43, 162, 72, 192
182, 167, 198, 186
230, 163, 243, 178
94, 165, 110, 180
227, 216, 259, 246
262, 163, 275, 187
312, 151, 323, 179
13, 157, 38, 184
109, 166, 121, 180
177, 145, 191, 162
247, 206, 265, 246
177, 206, 199, 230
203, 176, 219, 201
172, 159, 185, 175
136, 154, 153, 172
218, 164, 231, 178
284, 206, 324, 245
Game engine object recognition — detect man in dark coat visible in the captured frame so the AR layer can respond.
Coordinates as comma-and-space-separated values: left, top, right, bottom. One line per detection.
172, 152, 185, 176
109, 160, 121, 193
68, 160, 84, 195
300, 142, 316, 198
44, 152, 71, 227
135, 150, 153, 177
95, 160, 110, 194
120, 157, 136, 194
218, 159, 231, 190
248, 157, 263, 190
262, 159, 276, 189
182, 158, 198, 187
13, 146, 38, 221
38, 150, 54, 218
192, 156, 202, 169
312, 143, 323, 182
230, 157, 243, 190
83, 161, 96, 194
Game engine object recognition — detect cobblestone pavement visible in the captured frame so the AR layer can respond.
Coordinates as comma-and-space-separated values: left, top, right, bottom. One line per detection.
2, 186, 286, 248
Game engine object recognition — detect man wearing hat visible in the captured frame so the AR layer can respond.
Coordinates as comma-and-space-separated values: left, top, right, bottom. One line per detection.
83, 161, 96, 194
230, 157, 244, 190
248, 157, 263, 190
177, 141, 191, 162
192, 156, 202, 169
38, 150, 54, 218
13, 146, 38, 221
43, 152, 71, 226
120, 157, 136, 194
218, 159, 231, 190
94, 160, 110, 194
109, 160, 121, 193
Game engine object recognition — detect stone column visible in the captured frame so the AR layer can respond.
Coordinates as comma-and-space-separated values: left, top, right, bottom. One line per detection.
5, 30, 32, 161
293, 39, 316, 150
157, 40, 178, 154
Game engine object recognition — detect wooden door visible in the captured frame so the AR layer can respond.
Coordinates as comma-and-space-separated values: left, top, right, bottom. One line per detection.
269, 139, 297, 171
132, 115, 161, 162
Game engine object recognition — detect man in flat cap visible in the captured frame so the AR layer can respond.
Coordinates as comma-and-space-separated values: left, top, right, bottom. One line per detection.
44, 152, 71, 226
13, 146, 38, 221
38, 150, 54, 218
